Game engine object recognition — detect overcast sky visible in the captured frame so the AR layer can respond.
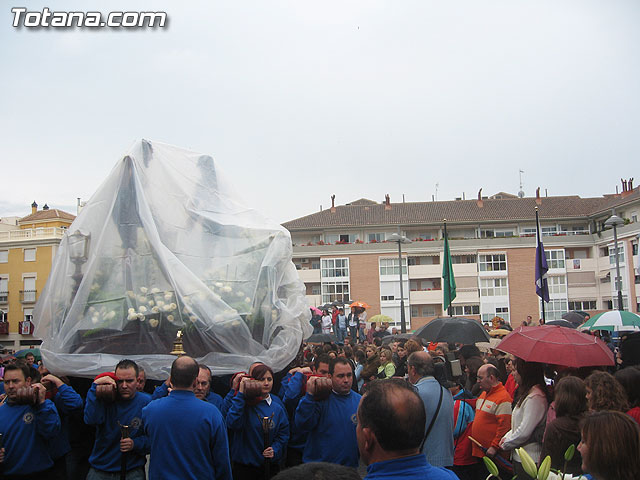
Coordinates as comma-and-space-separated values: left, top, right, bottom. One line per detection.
1, 1, 639, 224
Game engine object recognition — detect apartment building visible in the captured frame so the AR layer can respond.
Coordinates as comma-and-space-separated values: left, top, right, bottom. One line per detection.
0, 202, 75, 349
283, 184, 640, 330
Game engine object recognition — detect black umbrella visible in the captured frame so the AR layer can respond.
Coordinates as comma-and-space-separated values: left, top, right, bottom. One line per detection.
546, 319, 577, 329
382, 333, 415, 344
414, 317, 491, 344
562, 311, 589, 325
306, 333, 338, 343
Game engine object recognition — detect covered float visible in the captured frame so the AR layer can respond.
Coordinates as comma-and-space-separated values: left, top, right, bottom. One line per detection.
35, 140, 311, 378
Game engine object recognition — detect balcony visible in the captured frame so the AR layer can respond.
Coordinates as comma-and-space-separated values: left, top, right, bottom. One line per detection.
408, 264, 441, 278
20, 290, 37, 303
0, 227, 67, 242
410, 290, 442, 303
297, 269, 321, 283
0, 291, 7, 303
0, 322, 8, 335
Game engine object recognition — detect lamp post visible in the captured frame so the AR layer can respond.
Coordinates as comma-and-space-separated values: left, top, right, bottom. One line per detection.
388, 232, 412, 333
604, 213, 624, 311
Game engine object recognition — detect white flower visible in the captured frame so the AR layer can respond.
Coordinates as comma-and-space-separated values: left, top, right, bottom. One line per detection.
139, 306, 147, 313
91, 316, 99, 324
169, 303, 177, 311
183, 305, 192, 314
189, 315, 197, 323
156, 300, 165, 307
164, 293, 172, 302
163, 304, 172, 312
151, 287, 160, 294
138, 313, 145, 321
147, 300, 155, 307
105, 311, 116, 320
167, 315, 175, 323
137, 295, 146, 303
151, 306, 160, 314
140, 287, 148, 294
89, 306, 96, 313
222, 286, 232, 293
215, 282, 223, 288
126, 291, 135, 298
149, 318, 159, 328
128, 308, 136, 315
236, 291, 244, 298
244, 297, 252, 304
90, 283, 100, 292
127, 313, 138, 321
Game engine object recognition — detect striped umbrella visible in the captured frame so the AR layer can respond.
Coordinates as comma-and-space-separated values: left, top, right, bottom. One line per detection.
579, 311, 640, 332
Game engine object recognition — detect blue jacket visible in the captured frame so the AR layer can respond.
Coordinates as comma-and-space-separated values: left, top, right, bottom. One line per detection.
0, 399, 61, 475
365, 454, 459, 480
48, 383, 83, 459
414, 376, 455, 467
84, 384, 150, 472
281, 371, 310, 451
226, 392, 289, 466
142, 389, 232, 480
295, 391, 361, 467
151, 382, 224, 413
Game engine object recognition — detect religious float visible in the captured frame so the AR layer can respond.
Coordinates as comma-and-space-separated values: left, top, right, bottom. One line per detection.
35, 140, 311, 378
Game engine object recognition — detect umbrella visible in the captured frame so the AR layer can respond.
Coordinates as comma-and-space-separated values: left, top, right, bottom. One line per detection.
15, 348, 41, 362
305, 333, 338, 343
348, 301, 370, 309
414, 317, 491, 344
369, 314, 393, 324
382, 333, 415, 344
496, 325, 614, 368
579, 311, 640, 332
331, 300, 344, 307
477, 338, 502, 352
562, 311, 589, 324
545, 319, 577, 329
0, 353, 16, 362
310, 306, 323, 316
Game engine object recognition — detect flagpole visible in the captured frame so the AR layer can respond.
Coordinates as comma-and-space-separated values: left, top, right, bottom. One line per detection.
535, 207, 546, 323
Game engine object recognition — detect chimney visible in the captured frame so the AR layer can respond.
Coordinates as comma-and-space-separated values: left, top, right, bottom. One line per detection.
43, 204, 49, 211
622, 177, 635, 198
31, 201, 38, 214
535, 187, 542, 205
476, 188, 483, 208
384, 194, 391, 210
330, 194, 336, 213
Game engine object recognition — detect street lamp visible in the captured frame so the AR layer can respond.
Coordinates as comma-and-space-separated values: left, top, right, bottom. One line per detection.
388, 232, 412, 333
604, 213, 624, 311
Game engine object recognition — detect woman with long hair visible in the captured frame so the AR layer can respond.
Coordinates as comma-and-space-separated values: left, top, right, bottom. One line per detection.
361, 345, 381, 385
226, 364, 290, 480
393, 341, 408, 378
584, 370, 629, 412
578, 411, 640, 480
377, 348, 396, 379
499, 358, 549, 478
540, 376, 587, 474
614, 367, 640, 423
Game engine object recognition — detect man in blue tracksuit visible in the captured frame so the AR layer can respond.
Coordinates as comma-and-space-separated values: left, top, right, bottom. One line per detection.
84, 359, 150, 480
357, 378, 458, 480
152, 364, 223, 412
295, 357, 361, 467
143, 356, 232, 480
0, 363, 61, 478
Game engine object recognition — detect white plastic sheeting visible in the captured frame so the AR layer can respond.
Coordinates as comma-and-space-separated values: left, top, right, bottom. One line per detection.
35, 140, 310, 379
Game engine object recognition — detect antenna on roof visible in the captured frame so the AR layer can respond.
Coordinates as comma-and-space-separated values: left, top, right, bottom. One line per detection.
518, 169, 525, 198
435, 182, 439, 201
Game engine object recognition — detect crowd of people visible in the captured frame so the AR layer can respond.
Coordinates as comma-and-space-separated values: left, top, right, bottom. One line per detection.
1, 325, 640, 480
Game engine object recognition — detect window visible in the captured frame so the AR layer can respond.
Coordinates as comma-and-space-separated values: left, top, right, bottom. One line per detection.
311, 285, 321, 295
599, 247, 609, 257
311, 261, 320, 270
542, 299, 568, 321
496, 307, 510, 322
23, 277, 36, 302
0, 250, 7, 263
452, 255, 477, 264
411, 307, 419, 317
368, 233, 385, 243
421, 306, 437, 317
325, 233, 358, 244
520, 227, 536, 237
609, 246, 624, 265
321, 258, 349, 278
542, 226, 557, 236
548, 276, 567, 295
321, 281, 350, 304
381, 295, 395, 301
0, 310, 6, 322
480, 278, 508, 296
479, 254, 507, 272
409, 280, 418, 291
480, 229, 514, 238
24, 248, 36, 262
23, 308, 33, 322
635, 275, 640, 285
633, 243, 638, 256
379, 258, 407, 276
0, 277, 7, 302
607, 297, 629, 310
545, 250, 565, 269
568, 300, 596, 311
451, 305, 480, 316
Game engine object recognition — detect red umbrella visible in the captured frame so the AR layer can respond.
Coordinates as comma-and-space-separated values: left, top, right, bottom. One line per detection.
496, 325, 614, 368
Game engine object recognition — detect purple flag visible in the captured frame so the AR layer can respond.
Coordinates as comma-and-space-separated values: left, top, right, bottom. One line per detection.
535, 232, 550, 303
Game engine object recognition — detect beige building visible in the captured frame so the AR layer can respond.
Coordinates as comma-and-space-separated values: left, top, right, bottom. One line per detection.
283, 184, 640, 330
0, 202, 75, 350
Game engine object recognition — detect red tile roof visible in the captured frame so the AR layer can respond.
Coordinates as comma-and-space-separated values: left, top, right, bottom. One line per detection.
19, 209, 75, 223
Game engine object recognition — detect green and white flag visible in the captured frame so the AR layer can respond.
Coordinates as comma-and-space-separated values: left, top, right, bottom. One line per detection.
442, 223, 456, 313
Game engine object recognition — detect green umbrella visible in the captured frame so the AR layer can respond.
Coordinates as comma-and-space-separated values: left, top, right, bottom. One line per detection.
579, 311, 640, 332
369, 314, 394, 324
15, 347, 42, 361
